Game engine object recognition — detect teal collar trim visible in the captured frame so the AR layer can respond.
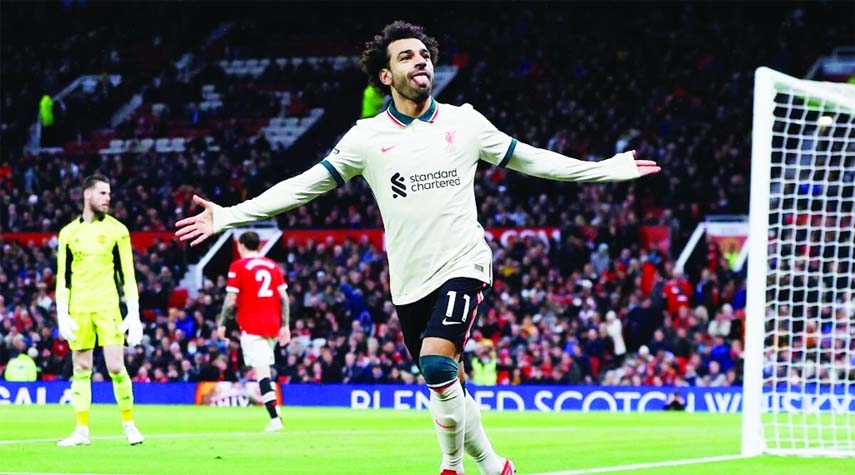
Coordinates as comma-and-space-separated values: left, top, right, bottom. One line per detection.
386, 97, 438, 126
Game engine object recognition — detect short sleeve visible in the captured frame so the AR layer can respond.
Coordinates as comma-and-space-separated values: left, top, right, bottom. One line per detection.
275, 265, 287, 291
320, 126, 366, 186
464, 104, 517, 168
226, 261, 241, 293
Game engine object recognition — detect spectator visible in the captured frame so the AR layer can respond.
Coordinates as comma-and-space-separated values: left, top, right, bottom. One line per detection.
470, 340, 498, 386
4, 344, 39, 382
604, 310, 626, 364
590, 243, 611, 275
707, 308, 732, 339
664, 391, 686, 411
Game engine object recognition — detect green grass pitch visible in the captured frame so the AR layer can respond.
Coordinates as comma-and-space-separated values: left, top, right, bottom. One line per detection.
0, 405, 851, 474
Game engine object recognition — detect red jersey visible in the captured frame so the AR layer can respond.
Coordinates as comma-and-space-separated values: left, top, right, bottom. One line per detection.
226, 256, 287, 337
664, 278, 692, 316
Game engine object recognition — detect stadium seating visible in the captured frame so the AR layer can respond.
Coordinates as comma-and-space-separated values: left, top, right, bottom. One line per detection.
2, 1, 851, 386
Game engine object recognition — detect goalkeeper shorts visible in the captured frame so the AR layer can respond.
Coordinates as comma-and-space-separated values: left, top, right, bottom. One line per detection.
70, 310, 124, 351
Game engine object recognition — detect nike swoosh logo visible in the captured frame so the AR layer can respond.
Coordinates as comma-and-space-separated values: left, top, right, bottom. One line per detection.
381, 145, 400, 153
441, 318, 463, 326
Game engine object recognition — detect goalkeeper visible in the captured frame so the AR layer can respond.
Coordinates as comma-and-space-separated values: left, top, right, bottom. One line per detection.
55, 174, 144, 447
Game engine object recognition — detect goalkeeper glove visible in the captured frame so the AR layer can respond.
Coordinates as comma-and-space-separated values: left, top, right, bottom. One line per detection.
56, 300, 78, 342
120, 300, 143, 346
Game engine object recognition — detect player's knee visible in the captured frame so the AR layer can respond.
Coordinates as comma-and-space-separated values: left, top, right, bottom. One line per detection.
102, 349, 127, 375
107, 364, 125, 378
419, 355, 459, 387
73, 360, 93, 374
254, 366, 272, 380
258, 377, 273, 394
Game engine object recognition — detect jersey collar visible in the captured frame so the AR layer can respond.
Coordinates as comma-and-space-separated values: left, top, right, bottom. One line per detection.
386, 97, 438, 127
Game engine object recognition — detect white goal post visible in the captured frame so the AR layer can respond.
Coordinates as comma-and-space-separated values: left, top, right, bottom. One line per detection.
743, 67, 855, 457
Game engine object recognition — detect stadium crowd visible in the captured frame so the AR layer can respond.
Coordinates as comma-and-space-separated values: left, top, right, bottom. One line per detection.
1, 219, 751, 387
2, 2, 853, 386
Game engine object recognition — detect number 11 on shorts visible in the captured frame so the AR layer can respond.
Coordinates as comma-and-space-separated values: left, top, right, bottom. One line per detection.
442, 290, 470, 326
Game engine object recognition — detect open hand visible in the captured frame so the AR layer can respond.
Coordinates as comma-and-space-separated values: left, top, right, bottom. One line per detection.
175, 195, 219, 246
630, 150, 661, 177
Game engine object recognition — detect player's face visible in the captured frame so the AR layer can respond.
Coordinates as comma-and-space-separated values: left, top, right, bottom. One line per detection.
383, 38, 433, 103
84, 181, 111, 215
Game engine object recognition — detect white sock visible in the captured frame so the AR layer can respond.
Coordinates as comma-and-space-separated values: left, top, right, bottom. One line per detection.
429, 380, 466, 473
464, 389, 505, 475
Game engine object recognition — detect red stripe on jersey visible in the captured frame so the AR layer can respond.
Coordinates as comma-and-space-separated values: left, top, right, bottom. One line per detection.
462, 286, 485, 348
386, 110, 407, 128
428, 104, 440, 122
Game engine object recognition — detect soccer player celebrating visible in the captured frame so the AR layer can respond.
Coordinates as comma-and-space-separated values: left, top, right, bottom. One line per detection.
176, 21, 660, 475
217, 231, 290, 431
55, 174, 144, 446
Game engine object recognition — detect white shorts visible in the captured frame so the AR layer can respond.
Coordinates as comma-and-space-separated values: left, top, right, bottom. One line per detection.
240, 333, 276, 368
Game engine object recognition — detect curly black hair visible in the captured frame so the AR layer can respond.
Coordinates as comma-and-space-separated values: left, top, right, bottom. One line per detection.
361, 21, 440, 96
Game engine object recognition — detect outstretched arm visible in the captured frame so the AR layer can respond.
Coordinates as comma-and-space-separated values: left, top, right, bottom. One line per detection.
506, 142, 660, 182
175, 163, 338, 246
469, 104, 660, 182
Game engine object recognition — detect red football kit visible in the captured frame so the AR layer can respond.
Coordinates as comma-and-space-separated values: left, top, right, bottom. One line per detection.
226, 257, 286, 337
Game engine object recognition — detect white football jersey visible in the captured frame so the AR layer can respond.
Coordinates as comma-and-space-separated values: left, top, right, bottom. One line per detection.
214, 98, 639, 305
321, 98, 516, 304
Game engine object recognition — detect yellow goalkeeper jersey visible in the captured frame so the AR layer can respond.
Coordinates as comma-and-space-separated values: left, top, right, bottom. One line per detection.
56, 214, 138, 313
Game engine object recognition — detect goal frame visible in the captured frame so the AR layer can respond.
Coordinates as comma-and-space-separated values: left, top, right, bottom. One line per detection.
742, 66, 854, 457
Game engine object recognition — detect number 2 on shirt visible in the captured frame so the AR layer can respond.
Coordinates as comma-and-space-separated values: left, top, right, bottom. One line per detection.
255, 269, 274, 297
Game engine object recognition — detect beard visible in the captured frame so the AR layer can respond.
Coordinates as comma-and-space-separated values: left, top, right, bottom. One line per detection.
393, 72, 432, 103
87, 201, 108, 218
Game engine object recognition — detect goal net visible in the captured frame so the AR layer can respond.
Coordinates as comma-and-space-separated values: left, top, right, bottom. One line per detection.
743, 67, 855, 457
